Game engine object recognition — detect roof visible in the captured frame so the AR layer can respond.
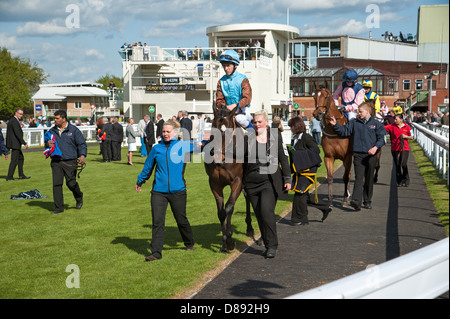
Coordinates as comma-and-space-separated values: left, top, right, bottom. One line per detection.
291, 67, 399, 78
207, 23, 299, 38
32, 85, 108, 101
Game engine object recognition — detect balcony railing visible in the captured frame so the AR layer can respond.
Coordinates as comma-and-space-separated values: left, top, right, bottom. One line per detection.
118, 46, 274, 65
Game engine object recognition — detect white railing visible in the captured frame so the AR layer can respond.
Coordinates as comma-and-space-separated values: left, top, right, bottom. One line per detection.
1, 124, 148, 147
413, 123, 449, 185
287, 237, 449, 299
2, 120, 306, 149
119, 46, 274, 66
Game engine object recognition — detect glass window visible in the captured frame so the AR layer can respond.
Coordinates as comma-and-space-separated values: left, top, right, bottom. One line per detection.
293, 43, 302, 58
74, 101, 82, 109
403, 79, 411, 91
309, 42, 318, 58
305, 78, 310, 96
331, 42, 341, 56
319, 42, 330, 57
415, 79, 423, 90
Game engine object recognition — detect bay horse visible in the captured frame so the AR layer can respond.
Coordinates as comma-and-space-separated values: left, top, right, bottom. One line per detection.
312, 84, 353, 206
204, 103, 255, 253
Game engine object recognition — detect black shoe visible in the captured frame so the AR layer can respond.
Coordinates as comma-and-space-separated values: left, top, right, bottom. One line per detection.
75, 198, 83, 210
321, 207, 332, 222
19, 176, 30, 180
6, 177, 15, 181
362, 203, 372, 209
264, 249, 276, 259
52, 210, 64, 214
350, 200, 361, 211
145, 255, 161, 262
291, 221, 309, 226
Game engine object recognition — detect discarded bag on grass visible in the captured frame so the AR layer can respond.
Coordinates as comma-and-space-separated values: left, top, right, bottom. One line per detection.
11, 189, 48, 200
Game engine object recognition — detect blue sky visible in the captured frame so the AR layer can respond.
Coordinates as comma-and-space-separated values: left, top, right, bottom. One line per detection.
0, 0, 448, 84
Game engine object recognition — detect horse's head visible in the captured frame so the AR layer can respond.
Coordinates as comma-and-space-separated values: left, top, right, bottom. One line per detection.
312, 84, 333, 121
212, 102, 239, 132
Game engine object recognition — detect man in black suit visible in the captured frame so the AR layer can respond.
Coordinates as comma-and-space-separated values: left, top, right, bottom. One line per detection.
179, 110, 192, 141
179, 110, 192, 163
111, 117, 123, 161
6, 108, 30, 181
144, 115, 155, 155
155, 113, 164, 142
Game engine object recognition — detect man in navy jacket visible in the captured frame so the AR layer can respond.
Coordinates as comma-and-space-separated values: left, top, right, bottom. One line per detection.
330, 102, 386, 211
47, 110, 87, 214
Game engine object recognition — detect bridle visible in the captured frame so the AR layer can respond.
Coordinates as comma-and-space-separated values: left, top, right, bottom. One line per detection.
313, 88, 345, 137
314, 89, 345, 121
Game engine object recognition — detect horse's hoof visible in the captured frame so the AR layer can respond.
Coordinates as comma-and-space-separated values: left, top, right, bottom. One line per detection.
246, 229, 255, 237
220, 247, 229, 253
226, 238, 235, 251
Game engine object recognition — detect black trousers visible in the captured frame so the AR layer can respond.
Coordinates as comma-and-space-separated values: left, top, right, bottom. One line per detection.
391, 150, 409, 185
352, 152, 377, 206
247, 184, 278, 250
291, 191, 330, 223
102, 140, 112, 162
7, 149, 25, 178
51, 159, 83, 212
111, 141, 121, 161
150, 190, 194, 259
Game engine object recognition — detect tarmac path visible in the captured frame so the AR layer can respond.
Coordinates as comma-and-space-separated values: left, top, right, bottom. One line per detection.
192, 144, 448, 299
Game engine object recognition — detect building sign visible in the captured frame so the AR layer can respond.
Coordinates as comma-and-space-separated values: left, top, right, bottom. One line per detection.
162, 77, 180, 84
145, 84, 196, 92
35, 104, 42, 111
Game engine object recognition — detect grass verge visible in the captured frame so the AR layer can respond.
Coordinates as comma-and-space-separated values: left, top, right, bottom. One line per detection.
410, 141, 449, 234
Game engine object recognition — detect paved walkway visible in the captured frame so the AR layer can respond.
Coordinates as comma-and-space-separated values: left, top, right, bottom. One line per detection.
193, 145, 448, 299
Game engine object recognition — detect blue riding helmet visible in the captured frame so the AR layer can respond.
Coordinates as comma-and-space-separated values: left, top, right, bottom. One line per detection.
342, 69, 358, 82
218, 50, 240, 66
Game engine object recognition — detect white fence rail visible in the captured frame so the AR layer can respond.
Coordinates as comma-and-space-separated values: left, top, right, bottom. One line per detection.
287, 237, 449, 299
1, 121, 308, 149
413, 124, 449, 185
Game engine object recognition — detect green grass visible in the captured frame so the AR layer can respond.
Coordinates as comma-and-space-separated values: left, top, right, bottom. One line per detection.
410, 141, 449, 234
0, 145, 300, 299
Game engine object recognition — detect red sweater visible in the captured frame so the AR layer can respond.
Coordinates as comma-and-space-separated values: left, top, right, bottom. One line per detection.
385, 123, 412, 151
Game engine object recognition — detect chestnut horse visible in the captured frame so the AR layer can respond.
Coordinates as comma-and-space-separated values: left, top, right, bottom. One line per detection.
312, 85, 353, 206
204, 104, 254, 253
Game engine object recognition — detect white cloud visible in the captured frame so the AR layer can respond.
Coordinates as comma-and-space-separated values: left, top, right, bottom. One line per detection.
86, 49, 105, 59
16, 21, 80, 37
301, 18, 369, 36
0, 32, 17, 47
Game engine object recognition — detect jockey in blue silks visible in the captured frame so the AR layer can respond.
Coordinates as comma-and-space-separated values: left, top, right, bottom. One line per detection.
216, 49, 253, 129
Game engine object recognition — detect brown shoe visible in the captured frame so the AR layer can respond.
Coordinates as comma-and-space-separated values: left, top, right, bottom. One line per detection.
145, 255, 160, 262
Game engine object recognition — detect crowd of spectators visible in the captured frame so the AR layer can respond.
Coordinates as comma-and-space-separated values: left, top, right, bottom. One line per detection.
411, 110, 449, 126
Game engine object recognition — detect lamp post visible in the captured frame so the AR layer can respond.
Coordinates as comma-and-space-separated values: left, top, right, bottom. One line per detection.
429, 70, 440, 113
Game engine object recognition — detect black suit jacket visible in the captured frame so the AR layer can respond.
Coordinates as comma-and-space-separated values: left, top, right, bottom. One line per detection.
156, 119, 164, 139
6, 117, 26, 150
111, 123, 124, 142
180, 117, 192, 141
145, 121, 155, 145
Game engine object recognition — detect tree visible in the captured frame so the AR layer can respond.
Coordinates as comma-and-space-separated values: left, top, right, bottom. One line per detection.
95, 73, 123, 90
0, 47, 47, 120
